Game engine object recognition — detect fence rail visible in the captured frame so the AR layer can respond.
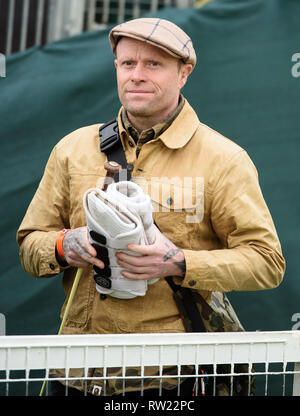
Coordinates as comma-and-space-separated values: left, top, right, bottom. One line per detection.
0, 331, 299, 396
0, 0, 196, 55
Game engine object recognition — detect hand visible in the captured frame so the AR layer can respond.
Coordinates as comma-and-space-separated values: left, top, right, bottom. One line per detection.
115, 227, 186, 281
61, 226, 105, 269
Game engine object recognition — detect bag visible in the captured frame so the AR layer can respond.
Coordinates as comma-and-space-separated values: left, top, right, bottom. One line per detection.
165, 276, 255, 395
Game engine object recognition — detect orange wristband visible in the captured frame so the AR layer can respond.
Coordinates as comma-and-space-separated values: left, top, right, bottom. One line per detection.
56, 228, 70, 260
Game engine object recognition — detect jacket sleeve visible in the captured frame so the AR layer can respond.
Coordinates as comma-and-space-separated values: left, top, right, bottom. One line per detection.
17, 145, 70, 277
181, 151, 285, 292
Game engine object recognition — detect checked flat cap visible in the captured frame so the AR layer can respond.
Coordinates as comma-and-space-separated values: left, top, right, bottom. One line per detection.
109, 18, 196, 67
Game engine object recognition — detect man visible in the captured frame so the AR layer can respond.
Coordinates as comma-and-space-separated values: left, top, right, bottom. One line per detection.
17, 18, 285, 396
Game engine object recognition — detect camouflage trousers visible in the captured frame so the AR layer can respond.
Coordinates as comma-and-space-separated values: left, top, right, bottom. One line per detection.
50, 362, 255, 396
50, 290, 255, 396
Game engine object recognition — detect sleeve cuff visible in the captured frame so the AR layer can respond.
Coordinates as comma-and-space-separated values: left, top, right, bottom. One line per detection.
40, 231, 70, 275
55, 246, 69, 267
179, 249, 208, 290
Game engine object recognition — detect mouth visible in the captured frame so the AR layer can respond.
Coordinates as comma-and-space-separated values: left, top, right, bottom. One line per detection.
126, 90, 153, 94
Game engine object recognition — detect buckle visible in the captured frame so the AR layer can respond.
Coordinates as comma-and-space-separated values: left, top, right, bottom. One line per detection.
94, 275, 112, 289
100, 119, 120, 153
92, 385, 102, 396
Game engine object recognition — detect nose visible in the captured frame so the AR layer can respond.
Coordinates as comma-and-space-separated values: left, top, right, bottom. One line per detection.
131, 62, 146, 83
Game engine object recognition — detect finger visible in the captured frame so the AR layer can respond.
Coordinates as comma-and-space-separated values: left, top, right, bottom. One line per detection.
84, 242, 98, 258
82, 237, 104, 260
116, 252, 147, 266
82, 252, 105, 269
117, 259, 154, 274
77, 233, 106, 268
66, 252, 90, 268
121, 269, 154, 281
74, 232, 98, 258
126, 244, 154, 255
70, 247, 104, 269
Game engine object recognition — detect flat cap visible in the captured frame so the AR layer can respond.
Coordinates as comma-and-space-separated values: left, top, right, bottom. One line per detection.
109, 18, 196, 68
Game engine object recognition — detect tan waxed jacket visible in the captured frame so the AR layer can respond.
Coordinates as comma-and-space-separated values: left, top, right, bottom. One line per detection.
17, 99, 285, 337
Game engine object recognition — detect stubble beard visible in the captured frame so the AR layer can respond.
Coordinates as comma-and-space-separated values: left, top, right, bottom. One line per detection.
123, 99, 157, 120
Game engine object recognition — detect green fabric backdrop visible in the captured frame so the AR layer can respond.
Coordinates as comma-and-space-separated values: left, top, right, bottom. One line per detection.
0, 0, 299, 337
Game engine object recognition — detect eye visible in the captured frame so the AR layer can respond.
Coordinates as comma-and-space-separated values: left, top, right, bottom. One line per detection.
150, 61, 159, 67
121, 60, 133, 67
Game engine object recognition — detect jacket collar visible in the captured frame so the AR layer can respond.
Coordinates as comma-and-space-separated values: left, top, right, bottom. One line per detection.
158, 99, 200, 149
118, 98, 200, 150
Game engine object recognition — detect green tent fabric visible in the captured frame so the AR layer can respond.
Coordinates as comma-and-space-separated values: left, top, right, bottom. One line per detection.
0, 0, 299, 338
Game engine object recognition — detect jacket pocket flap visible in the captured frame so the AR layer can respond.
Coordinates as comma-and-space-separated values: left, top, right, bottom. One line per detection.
148, 179, 197, 212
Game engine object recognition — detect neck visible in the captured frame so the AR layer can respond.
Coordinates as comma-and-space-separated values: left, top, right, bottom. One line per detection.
126, 102, 179, 133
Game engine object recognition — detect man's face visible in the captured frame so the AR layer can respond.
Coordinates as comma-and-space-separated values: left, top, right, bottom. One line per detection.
114, 37, 192, 126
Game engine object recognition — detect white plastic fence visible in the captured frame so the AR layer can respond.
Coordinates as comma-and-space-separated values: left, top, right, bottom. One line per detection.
0, 331, 299, 396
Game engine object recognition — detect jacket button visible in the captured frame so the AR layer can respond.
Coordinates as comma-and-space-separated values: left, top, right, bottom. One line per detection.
188, 280, 196, 287
49, 263, 55, 270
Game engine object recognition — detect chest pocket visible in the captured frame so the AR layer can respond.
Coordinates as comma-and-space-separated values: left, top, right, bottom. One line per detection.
144, 178, 204, 248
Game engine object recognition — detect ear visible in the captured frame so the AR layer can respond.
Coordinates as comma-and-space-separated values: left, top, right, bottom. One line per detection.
114, 59, 118, 69
179, 64, 193, 89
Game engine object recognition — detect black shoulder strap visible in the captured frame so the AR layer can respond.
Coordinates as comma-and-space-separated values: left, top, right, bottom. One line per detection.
165, 276, 207, 333
99, 118, 131, 182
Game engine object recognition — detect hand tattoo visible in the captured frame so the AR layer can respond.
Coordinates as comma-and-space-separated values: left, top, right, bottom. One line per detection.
163, 245, 186, 277
63, 227, 90, 259
163, 248, 181, 262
